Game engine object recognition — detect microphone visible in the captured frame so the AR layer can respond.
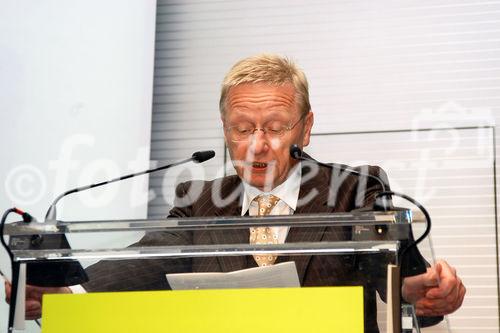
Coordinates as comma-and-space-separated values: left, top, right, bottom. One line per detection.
192, 150, 216, 163
45, 150, 216, 220
289, 144, 389, 210
11, 150, 215, 287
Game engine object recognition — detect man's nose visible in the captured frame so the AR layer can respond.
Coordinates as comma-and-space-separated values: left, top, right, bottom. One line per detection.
248, 130, 269, 154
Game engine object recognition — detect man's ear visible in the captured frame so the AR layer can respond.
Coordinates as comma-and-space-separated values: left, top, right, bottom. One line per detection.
302, 111, 314, 147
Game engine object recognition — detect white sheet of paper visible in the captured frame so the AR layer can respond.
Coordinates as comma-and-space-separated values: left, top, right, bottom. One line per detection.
166, 261, 300, 290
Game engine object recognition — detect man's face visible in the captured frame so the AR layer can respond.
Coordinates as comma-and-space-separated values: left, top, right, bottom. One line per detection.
223, 83, 314, 190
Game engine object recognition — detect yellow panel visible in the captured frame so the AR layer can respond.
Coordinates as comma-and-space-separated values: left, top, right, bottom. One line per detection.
42, 287, 363, 333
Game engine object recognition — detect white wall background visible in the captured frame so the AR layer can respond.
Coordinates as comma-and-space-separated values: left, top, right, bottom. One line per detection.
148, 1, 500, 332
0, 0, 157, 331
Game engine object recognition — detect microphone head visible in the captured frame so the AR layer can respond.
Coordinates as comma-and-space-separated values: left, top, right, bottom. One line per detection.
289, 144, 303, 160
192, 150, 216, 163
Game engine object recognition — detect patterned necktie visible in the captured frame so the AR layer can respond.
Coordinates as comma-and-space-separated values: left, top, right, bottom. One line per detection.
249, 194, 281, 267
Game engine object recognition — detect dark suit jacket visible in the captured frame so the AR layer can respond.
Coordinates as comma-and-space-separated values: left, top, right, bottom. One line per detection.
83, 161, 437, 332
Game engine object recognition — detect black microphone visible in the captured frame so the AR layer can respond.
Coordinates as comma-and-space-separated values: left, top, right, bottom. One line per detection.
192, 150, 216, 163
45, 150, 216, 220
10, 150, 215, 287
289, 144, 389, 210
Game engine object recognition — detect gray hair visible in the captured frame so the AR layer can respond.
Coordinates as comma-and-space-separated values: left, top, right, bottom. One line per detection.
219, 54, 311, 117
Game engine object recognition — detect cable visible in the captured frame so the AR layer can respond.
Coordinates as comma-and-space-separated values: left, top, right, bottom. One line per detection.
1, 207, 38, 267
375, 191, 432, 332
1, 208, 18, 263
1, 208, 42, 331
375, 191, 432, 266
1, 208, 20, 332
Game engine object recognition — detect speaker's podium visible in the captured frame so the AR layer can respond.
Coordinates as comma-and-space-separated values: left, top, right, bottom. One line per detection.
5, 211, 423, 333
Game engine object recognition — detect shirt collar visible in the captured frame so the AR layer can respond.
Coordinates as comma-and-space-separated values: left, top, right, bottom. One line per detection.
241, 163, 302, 216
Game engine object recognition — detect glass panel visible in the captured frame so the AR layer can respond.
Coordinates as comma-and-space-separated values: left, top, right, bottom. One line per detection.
3, 211, 421, 333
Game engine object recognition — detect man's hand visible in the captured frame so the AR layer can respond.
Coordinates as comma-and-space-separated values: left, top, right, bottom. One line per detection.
4, 281, 72, 320
402, 260, 466, 316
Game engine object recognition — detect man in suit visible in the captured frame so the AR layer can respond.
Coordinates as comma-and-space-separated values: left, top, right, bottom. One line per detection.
82, 53, 465, 331
6, 54, 465, 331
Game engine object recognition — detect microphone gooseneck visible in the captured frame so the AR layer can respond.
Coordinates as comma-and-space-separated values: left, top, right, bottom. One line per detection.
289, 144, 387, 192
289, 144, 388, 210
45, 150, 215, 221
17, 149, 216, 289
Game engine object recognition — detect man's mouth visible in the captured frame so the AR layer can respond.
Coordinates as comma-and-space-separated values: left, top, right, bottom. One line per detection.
251, 162, 268, 169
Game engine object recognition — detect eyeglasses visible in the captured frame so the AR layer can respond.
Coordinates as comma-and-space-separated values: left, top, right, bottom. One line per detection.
225, 114, 306, 142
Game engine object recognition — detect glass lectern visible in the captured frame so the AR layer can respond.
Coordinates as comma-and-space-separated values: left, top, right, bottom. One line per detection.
4, 210, 424, 333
